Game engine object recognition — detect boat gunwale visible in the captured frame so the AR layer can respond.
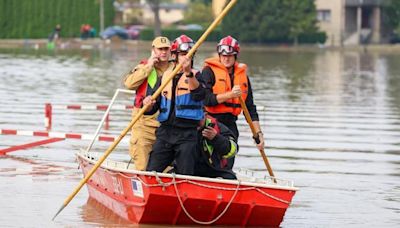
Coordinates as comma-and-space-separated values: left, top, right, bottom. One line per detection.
76, 151, 299, 192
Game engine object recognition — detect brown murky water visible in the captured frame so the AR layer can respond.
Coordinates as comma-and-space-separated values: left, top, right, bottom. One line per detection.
0, 43, 399, 227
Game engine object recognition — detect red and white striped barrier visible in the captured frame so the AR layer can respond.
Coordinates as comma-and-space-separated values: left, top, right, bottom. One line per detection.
44, 89, 136, 129
0, 138, 64, 155
0, 129, 128, 143
50, 104, 134, 111
44, 103, 134, 129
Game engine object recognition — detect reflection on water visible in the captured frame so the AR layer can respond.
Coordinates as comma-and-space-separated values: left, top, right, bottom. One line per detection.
0, 45, 400, 227
80, 198, 136, 227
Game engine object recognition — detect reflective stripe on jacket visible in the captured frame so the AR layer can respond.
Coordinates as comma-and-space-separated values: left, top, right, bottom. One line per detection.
134, 67, 159, 108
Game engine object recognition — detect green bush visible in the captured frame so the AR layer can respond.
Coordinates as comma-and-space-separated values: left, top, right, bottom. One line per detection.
139, 28, 222, 42
298, 32, 327, 44
0, 0, 114, 39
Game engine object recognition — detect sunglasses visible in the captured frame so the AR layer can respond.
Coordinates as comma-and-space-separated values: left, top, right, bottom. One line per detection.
177, 42, 194, 52
217, 45, 236, 55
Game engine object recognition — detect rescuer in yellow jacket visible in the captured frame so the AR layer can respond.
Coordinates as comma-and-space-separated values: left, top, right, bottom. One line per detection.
123, 36, 174, 171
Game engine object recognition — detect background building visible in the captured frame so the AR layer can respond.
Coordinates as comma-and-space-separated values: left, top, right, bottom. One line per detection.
120, 0, 188, 26
316, 0, 388, 46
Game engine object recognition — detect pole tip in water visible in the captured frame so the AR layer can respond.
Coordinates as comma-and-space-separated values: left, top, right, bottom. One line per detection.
52, 204, 66, 221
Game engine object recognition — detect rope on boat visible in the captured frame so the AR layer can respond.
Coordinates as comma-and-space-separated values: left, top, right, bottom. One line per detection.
184, 178, 291, 205
171, 173, 240, 225
255, 188, 292, 204
111, 170, 291, 205
153, 171, 167, 191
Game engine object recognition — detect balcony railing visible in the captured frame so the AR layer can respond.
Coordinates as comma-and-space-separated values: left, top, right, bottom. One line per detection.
345, 0, 385, 6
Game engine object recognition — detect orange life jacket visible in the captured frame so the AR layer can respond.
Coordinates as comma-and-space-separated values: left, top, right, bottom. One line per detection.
204, 57, 248, 116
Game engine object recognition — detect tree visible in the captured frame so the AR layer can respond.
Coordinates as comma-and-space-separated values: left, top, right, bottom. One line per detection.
147, 0, 162, 37
283, 0, 318, 45
222, 0, 319, 44
183, 1, 213, 28
222, 0, 261, 42
383, 0, 400, 36
256, 0, 289, 43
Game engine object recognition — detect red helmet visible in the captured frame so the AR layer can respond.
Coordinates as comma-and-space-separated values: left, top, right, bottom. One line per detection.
217, 35, 240, 55
171, 35, 194, 53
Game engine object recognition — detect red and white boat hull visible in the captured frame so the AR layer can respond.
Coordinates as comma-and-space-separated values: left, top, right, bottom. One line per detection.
77, 152, 297, 227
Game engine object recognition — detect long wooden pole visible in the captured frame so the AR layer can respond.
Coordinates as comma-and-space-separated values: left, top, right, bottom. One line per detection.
52, 0, 238, 220
238, 96, 275, 179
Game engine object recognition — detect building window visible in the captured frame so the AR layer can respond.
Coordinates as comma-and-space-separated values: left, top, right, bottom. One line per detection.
317, 10, 331, 22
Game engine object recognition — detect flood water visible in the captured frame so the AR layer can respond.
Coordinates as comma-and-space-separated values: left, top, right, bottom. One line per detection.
1, 42, 400, 227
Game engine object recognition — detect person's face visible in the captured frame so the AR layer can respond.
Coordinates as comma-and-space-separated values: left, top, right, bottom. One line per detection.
219, 54, 235, 68
177, 51, 191, 63
153, 47, 171, 62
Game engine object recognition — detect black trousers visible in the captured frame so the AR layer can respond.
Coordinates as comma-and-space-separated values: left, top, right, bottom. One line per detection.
146, 125, 198, 175
194, 160, 237, 180
218, 119, 239, 140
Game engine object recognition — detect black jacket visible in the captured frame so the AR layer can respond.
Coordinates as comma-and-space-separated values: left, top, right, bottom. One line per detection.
194, 120, 237, 179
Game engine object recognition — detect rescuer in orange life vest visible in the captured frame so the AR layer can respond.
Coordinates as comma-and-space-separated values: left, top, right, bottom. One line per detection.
144, 35, 205, 175
200, 36, 265, 169
123, 36, 175, 171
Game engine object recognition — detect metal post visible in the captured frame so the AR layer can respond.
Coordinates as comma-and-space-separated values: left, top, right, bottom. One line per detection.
100, 0, 105, 33
105, 113, 110, 130
85, 89, 120, 153
45, 103, 52, 129
84, 89, 136, 153
357, 6, 362, 45
372, 6, 381, 43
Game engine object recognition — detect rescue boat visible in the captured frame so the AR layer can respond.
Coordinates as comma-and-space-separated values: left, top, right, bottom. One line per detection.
76, 150, 298, 227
